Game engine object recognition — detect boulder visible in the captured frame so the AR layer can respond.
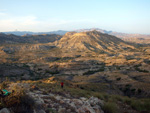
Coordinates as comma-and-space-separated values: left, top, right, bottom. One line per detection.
93, 105, 104, 113
80, 106, 95, 113
35, 97, 45, 105
55, 95, 62, 100
80, 97, 87, 101
58, 108, 66, 113
72, 99, 83, 106
88, 96, 104, 106
0, 108, 10, 113
34, 109, 46, 113
21, 74, 30, 80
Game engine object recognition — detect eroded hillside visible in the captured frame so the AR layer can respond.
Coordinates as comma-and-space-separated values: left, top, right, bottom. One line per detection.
57, 31, 136, 53
0, 30, 150, 113
0, 31, 150, 97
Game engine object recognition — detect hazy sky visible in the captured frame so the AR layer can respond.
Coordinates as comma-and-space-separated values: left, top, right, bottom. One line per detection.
0, 0, 150, 34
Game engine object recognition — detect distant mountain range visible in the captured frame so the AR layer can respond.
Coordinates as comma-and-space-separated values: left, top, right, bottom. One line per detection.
0, 30, 137, 56
1, 28, 150, 44
75, 28, 150, 44
0, 33, 61, 44
2, 30, 68, 36
2, 28, 150, 37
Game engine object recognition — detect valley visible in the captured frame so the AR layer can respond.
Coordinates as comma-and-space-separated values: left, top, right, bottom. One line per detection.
0, 30, 150, 113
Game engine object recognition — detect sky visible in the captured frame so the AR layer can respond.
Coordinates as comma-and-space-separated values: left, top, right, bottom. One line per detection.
0, 0, 150, 34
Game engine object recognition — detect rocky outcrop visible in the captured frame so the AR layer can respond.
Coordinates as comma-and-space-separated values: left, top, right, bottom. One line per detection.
28, 90, 104, 113
0, 108, 10, 113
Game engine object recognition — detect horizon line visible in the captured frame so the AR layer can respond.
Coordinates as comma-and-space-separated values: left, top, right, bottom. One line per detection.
1, 28, 150, 35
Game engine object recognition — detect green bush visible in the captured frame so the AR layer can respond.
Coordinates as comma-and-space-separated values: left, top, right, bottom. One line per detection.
122, 96, 132, 105
46, 108, 57, 113
131, 99, 150, 111
125, 84, 132, 88
137, 89, 142, 94
103, 94, 110, 101
116, 77, 121, 81
111, 95, 123, 102
102, 102, 119, 113
93, 92, 105, 100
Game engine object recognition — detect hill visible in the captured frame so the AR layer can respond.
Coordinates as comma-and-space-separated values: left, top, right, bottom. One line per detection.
3, 28, 150, 44
0, 33, 61, 44
57, 30, 136, 53
75, 28, 150, 44
0, 30, 150, 113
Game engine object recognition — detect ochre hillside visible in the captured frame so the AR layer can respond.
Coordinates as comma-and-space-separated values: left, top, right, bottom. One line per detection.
57, 30, 135, 53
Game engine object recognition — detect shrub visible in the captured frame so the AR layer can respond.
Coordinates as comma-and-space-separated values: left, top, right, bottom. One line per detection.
131, 89, 136, 95
42, 91, 48, 95
83, 68, 104, 75
111, 95, 123, 102
131, 99, 150, 111
138, 89, 142, 94
122, 96, 132, 105
125, 84, 132, 88
102, 102, 119, 113
131, 100, 143, 111
83, 70, 96, 75
0, 82, 9, 89
45, 70, 59, 74
46, 108, 57, 113
38, 68, 42, 71
116, 77, 121, 81
103, 94, 110, 101
1, 87, 35, 113
93, 92, 105, 100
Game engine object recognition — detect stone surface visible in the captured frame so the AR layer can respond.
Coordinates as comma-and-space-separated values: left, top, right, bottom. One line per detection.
11, 82, 105, 113
29, 89, 104, 113
34, 109, 46, 113
0, 108, 10, 113
58, 108, 66, 113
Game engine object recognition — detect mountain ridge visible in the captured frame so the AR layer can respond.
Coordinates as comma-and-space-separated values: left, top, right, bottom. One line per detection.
56, 30, 136, 53
0, 33, 62, 44
2, 28, 150, 36
2, 28, 150, 44
2, 30, 67, 36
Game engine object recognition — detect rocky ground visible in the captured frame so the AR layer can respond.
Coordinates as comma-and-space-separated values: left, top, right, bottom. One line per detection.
30, 90, 104, 113
0, 83, 104, 113
1, 77, 149, 113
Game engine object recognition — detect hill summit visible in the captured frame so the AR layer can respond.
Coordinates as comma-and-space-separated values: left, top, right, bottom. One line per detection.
57, 30, 135, 53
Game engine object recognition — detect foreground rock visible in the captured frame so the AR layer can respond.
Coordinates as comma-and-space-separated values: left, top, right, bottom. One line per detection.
0, 108, 10, 113
28, 90, 104, 113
